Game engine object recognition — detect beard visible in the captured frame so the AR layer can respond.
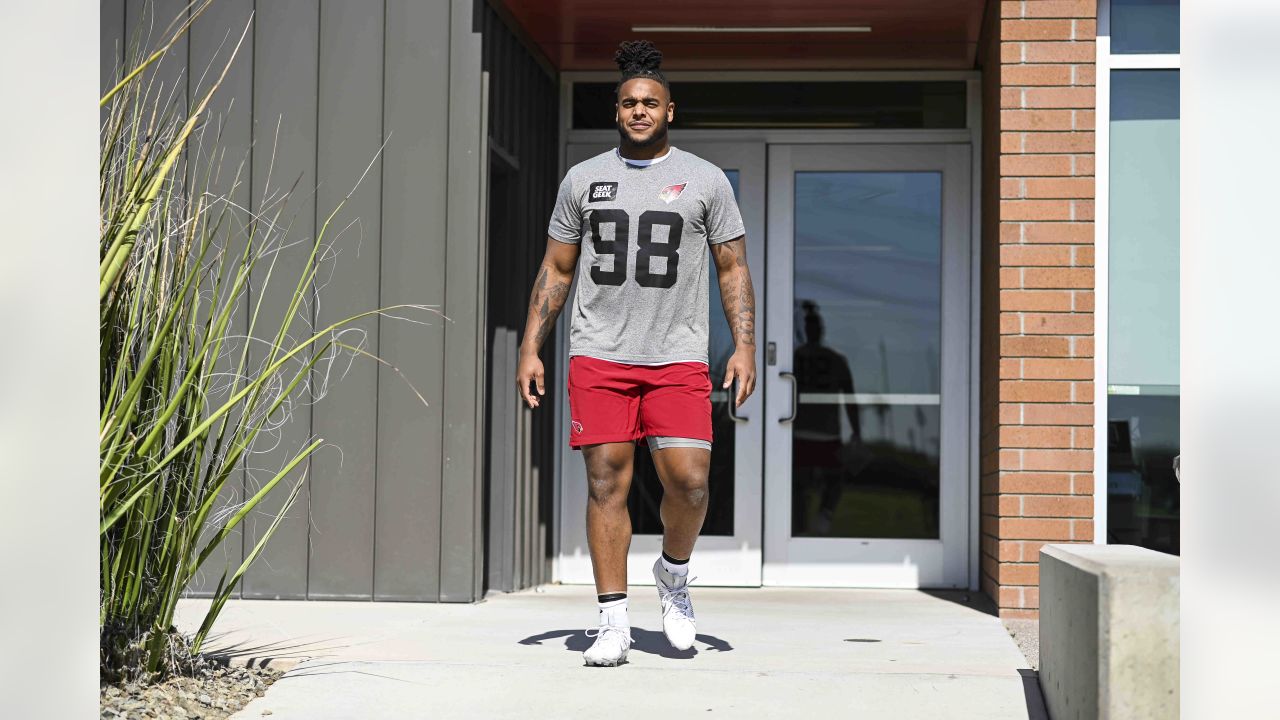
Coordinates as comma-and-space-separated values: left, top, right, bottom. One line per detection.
618, 116, 669, 148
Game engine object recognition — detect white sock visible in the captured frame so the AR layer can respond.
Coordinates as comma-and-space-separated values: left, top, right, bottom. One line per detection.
598, 597, 628, 627
661, 555, 689, 577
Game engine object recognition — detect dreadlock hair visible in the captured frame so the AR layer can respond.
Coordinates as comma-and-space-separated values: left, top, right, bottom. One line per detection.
614, 40, 670, 98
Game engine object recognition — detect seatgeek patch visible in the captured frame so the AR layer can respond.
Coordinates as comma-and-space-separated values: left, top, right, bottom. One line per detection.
589, 182, 619, 202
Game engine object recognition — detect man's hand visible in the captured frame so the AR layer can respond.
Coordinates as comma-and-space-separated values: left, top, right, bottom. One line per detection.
710, 236, 757, 409
722, 346, 756, 408
516, 351, 546, 409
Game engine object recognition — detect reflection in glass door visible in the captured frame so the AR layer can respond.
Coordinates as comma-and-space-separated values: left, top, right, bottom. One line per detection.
765, 145, 972, 589
790, 171, 942, 541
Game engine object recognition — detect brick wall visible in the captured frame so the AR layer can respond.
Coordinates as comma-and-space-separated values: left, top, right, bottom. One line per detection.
979, 0, 1097, 619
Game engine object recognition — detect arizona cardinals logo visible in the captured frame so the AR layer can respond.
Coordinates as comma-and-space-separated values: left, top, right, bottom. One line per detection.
571, 420, 584, 434
658, 182, 687, 204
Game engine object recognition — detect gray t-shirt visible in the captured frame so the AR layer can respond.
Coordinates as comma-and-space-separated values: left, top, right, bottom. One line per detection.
547, 146, 745, 365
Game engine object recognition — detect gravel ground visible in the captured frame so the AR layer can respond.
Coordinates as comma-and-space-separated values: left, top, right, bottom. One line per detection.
100, 662, 282, 719
1003, 618, 1040, 671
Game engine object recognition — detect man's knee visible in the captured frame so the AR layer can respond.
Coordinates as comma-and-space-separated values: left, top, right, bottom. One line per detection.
585, 449, 631, 507
587, 471, 628, 507
666, 472, 709, 508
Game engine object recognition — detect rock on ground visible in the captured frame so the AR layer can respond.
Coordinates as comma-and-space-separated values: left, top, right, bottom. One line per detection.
100, 663, 281, 720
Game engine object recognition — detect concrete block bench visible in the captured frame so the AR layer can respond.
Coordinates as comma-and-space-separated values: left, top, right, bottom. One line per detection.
1039, 544, 1179, 719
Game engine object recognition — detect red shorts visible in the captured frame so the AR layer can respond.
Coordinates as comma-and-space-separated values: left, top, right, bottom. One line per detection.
567, 355, 713, 449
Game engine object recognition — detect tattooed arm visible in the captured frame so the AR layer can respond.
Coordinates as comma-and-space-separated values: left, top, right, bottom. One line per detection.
709, 236, 757, 408
516, 237, 580, 409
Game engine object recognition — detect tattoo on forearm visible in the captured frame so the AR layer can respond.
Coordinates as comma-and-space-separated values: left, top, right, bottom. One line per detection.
735, 273, 756, 348
712, 240, 756, 349
528, 264, 570, 349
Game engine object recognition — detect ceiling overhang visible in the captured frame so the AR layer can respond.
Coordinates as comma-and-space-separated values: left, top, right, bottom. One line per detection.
494, 0, 988, 72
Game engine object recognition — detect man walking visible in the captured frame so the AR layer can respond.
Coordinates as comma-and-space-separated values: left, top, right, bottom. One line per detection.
515, 40, 757, 667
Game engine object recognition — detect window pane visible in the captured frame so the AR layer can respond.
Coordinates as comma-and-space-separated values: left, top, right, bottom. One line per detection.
1111, 0, 1179, 54
1107, 395, 1180, 554
790, 172, 942, 539
1108, 69, 1179, 555
1109, 70, 1179, 389
573, 81, 967, 130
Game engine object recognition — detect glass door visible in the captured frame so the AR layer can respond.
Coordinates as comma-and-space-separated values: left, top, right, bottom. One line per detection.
557, 142, 765, 586
763, 144, 972, 588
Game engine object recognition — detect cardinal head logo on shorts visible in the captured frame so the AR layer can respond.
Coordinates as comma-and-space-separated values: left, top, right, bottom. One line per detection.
571, 420, 584, 434
658, 182, 687, 204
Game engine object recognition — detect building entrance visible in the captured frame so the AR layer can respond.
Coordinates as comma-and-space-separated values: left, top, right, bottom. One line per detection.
556, 140, 972, 589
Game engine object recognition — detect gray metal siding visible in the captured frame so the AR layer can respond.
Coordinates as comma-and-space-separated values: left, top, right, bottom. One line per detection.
186, 0, 256, 594
102, 0, 496, 602
375, 0, 449, 601
309, 0, 384, 600
126, 0, 187, 116
100, 0, 123, 107
477, 0, 560, 594
242, 0, 319, 600
440, 0, 487, 602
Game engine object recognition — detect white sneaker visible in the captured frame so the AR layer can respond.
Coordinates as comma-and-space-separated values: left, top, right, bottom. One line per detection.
653, 558, 697, 651
582, 624, 632, 667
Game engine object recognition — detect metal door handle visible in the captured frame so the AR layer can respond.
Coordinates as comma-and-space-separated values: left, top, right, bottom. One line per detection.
726, 380, 748, 423
779, 372, 797, 424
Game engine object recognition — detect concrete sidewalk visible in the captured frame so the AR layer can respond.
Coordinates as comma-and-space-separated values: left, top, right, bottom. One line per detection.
174, 585, 1046, 719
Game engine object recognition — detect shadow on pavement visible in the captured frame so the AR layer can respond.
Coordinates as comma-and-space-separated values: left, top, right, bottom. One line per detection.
198, 630, 375, 669
1018, 668, 1049, 720
519, 627, 734, 659
920, 589, 999, 617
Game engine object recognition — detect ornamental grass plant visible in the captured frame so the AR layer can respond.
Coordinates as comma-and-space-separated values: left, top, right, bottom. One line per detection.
100, 2, 427, 681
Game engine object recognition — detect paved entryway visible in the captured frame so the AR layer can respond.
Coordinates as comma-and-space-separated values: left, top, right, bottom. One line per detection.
175, 585, 1046, 719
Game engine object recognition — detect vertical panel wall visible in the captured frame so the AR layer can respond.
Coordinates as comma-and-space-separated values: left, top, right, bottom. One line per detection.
101, 0, 492, 602
241, 0, 319, 600
375, 0, 451, 601
309, 0, 385, 600
439, 0, 488, 602
186, 0, 256, 594
125, 0, 188, 117
100, 0, 124, 111
477, 0, 560, 594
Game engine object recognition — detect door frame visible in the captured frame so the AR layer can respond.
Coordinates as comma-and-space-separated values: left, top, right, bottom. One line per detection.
763, 143, 973, 589
552, 71, 983, 591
